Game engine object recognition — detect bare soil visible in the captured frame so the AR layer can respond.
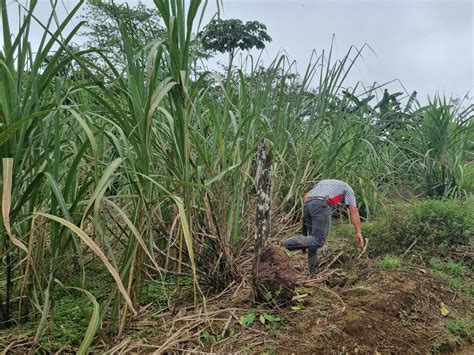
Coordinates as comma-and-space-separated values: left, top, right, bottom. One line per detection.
275, 262, 467, 353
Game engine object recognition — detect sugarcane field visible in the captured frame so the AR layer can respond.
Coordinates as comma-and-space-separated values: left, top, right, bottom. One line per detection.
0, 0, 473, 353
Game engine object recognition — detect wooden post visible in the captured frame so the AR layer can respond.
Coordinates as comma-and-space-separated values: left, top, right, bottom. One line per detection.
252, 138, 272, 296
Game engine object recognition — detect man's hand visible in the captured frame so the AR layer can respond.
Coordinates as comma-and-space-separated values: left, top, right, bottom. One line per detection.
356, 232, 365, 248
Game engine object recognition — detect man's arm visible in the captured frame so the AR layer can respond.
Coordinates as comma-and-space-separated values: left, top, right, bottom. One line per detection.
348, 205, 364, 247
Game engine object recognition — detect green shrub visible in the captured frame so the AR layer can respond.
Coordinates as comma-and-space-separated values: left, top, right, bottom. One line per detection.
406, 200, 472, 247
366, 199, 472, 255
362, 221, 397, 255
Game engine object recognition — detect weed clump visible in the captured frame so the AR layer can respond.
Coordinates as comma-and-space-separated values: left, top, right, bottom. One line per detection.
430, 258, 466, 276
378, 255, 402, 269
445, 320, 474, 341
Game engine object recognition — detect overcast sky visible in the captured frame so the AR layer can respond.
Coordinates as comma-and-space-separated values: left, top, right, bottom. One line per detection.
2, 0, 473, 101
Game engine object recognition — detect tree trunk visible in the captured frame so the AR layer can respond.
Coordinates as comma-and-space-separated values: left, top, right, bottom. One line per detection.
252, 138, 272, 298
226, 49, 234, 85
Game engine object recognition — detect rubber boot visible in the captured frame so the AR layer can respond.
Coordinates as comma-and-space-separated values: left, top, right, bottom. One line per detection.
308, 247, 319, 276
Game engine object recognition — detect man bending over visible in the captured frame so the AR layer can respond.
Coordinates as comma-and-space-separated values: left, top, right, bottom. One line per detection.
282, 179, 365, 275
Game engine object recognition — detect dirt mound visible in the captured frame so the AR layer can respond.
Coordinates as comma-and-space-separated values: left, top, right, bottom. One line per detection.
255, 246, 296, 303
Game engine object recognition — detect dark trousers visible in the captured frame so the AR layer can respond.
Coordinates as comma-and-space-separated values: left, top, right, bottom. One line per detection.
282, 199, 331, 275
304, 199, 331, 274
